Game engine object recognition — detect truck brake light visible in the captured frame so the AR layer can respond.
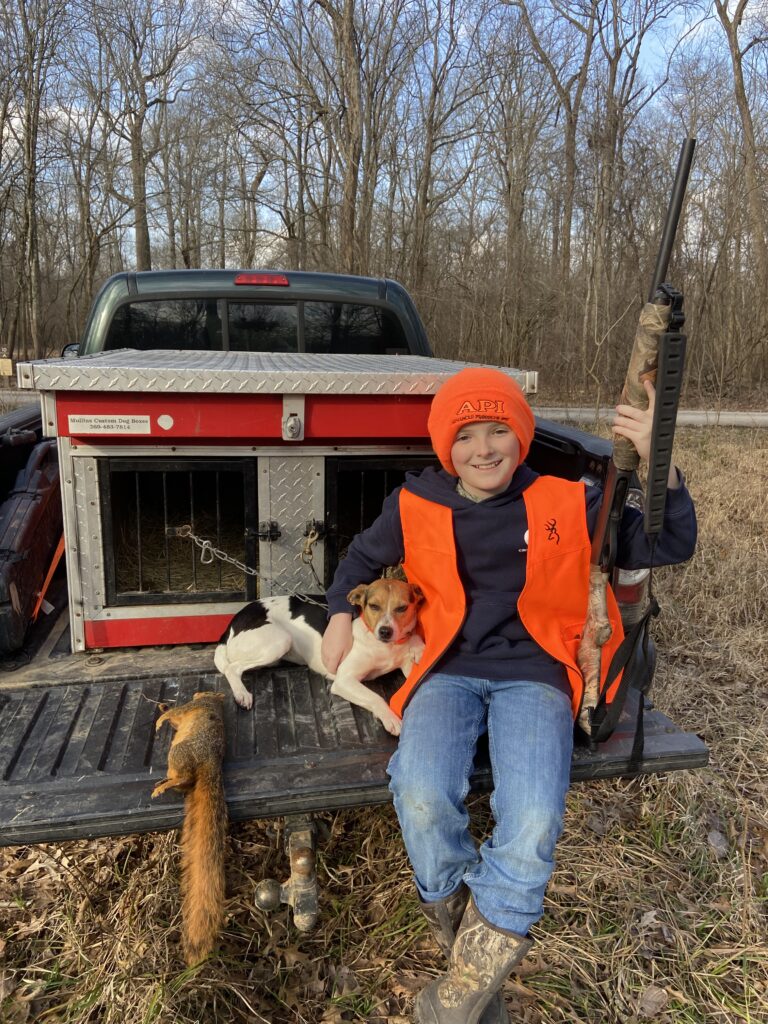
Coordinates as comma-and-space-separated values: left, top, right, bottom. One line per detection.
613, 567, 650, 607
234, 273, 289, 286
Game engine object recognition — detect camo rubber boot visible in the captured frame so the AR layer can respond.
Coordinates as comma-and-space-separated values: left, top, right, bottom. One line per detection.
418, 885, 469, 957
415, 897, 532, 1024
417, 887, 511, 1024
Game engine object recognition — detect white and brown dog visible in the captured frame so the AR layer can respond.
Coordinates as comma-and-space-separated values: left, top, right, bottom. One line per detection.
214, 579, 424, 736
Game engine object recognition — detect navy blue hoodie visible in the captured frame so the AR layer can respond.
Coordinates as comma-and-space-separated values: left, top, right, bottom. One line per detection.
326, 464, 697, 696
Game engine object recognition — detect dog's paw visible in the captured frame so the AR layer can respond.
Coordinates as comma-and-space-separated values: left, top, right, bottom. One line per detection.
411, 638, 425, 663
378, 709, 402, 736
231, 687, 253, 710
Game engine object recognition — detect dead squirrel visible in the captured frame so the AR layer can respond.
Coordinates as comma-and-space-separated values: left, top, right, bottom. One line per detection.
152, 691, 227, 965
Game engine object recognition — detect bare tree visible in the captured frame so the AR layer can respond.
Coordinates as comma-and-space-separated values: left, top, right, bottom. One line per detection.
57, 14, 129, 324
405, 0, 487, 297
0, 15, 23, 356
216, 1, 333, 269
509, 0, 598, 285
0, 0, 765, 400
714, 0, 768, 291
481, 13, 558, 366
580, 0, 682, 386
2, 0, 67, 358
307, 0, 415, 274
89, 0, 204, 270
311, 0, 365, 273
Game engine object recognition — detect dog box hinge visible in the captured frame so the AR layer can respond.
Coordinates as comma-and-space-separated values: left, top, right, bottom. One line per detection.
257, 520, 281, 541
282, 395, 305, 440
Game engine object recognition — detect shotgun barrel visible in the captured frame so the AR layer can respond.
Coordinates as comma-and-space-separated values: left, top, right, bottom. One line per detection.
648, 138, 696, 302
578, 136, 696, 742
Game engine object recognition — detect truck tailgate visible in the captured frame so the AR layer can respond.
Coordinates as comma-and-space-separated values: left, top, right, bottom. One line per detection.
0, 614, 708, 846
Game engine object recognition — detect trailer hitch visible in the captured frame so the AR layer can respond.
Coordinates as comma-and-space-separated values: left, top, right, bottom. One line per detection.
254, 814, 318, 931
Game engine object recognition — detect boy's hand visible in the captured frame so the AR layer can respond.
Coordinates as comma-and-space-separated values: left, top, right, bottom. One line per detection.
613, 378, 656, 462
613, 379, 680, 488
321, 613, 354, 674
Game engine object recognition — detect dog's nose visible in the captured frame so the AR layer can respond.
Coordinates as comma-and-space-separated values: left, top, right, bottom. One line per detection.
377, 625, 394, 642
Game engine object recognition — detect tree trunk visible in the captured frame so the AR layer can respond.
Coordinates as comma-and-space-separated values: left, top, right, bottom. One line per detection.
339, 1, 363, 273
715, 0, 768, 291
22, 117, 43, 357
218, 152, 227, 269
315, 0, 363, 273
130, 122, 152, 271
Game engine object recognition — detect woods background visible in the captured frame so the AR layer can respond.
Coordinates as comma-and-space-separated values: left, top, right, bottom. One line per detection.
1, 0, 767, 402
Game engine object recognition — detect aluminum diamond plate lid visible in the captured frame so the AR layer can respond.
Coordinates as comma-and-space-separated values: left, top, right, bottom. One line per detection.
17, 350, 537, 395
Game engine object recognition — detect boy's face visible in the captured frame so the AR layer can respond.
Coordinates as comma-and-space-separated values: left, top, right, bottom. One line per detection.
450, 420, 521, 499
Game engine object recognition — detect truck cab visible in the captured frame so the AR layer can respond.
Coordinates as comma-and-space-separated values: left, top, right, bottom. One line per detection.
72, 270, 432, 358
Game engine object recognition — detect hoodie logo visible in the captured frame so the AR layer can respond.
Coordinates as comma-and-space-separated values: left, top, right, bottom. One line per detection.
456, 398, 506, 416
545, 518, 560, 544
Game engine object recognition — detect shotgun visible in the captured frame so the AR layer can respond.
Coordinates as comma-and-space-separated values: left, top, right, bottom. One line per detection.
576, 137, 696, 744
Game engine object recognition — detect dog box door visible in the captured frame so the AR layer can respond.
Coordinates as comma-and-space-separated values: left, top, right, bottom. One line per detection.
257, 456, 325, 596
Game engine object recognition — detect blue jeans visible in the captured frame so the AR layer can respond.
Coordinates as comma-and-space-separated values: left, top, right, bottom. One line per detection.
387, 673, 573, 935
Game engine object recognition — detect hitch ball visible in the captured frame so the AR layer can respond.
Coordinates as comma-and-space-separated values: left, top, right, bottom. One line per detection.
254, 878, 282, 912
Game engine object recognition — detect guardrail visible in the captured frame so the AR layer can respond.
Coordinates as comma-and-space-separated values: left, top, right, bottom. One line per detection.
3, 390, 766, 427
534, 407, 768, 428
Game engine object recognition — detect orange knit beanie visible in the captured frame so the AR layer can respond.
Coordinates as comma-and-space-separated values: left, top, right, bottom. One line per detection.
427, 367, 535, 475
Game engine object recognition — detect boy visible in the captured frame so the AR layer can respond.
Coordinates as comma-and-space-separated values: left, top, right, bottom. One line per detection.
322, 367, 696, 1024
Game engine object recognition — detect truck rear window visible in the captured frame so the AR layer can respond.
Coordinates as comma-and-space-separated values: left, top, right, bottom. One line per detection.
228, 302, 297, 352
103, 299, 408, 354
104, 300, 223, 351
304, 302, 407, 354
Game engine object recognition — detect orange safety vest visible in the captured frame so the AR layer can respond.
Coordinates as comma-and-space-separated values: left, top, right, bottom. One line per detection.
391, 476, 625, 721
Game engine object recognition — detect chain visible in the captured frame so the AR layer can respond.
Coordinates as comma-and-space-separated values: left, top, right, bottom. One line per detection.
300, 528, 325, 592
176, 524, 260, 575
176, 525, 328, 608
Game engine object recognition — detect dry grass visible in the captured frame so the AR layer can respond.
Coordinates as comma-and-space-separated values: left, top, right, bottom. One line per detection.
114, 519, 247, 595
2, 428, 767, 1023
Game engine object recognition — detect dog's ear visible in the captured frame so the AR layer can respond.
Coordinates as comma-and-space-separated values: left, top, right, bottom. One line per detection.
347, 584, 368, 607
410, 584, 425, 605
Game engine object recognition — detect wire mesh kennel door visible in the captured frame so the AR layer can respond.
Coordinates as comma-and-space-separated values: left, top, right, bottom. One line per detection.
99, 457, 258, 606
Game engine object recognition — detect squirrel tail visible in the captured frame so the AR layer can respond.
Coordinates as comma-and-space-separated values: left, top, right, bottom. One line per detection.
180, 764, 228, 965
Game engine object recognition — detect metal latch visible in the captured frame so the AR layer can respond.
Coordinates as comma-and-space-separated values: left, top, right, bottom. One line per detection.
282, 395, 305, 440
304, 519, 325, 539
257, 520, 281, 541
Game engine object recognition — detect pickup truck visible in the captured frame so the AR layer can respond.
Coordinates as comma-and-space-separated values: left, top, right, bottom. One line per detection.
0, 269, 707, 926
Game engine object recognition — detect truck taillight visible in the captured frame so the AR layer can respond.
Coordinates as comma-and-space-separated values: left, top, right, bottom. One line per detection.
611, 486, 650, 621
234, 273, 289, 286
613, 566, 650, 623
